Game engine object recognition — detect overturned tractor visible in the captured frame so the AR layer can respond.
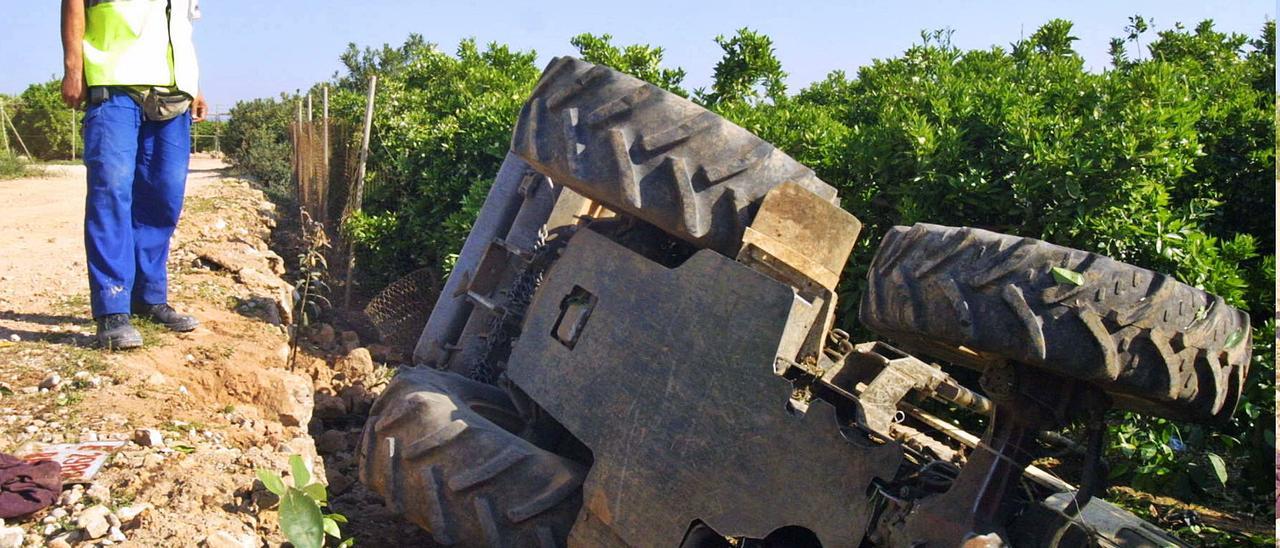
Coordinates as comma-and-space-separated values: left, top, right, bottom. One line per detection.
359, 58, 1250, 547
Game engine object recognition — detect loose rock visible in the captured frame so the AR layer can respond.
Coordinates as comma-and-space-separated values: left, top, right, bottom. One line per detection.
86, 482, 110, 503
315, 430, 347, 455
58, 485, 84, 506
313, 392, 347, 420
0, 527, 21, 548
271, 370, 314, 427
367, 343, 392, 362
335, 348, 374, 381
133, 428, 164, 447
76, 504, 112, 539
311, 323, 335, 347
340, 383, 373, 415
39, 373, 61, 391
115, 502, 151, 527
339, 330, 360, 353
327, 470, 353, 495
202, 530, 259, 548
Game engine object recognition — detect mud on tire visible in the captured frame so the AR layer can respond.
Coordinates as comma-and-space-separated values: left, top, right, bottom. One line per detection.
358, 368, 585, 546
859, 223, 1251, 422
512, 56, 838, 256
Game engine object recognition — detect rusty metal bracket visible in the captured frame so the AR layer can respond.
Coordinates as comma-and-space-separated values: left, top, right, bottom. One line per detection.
820, 342, 992, 436
736, 181, 861, 293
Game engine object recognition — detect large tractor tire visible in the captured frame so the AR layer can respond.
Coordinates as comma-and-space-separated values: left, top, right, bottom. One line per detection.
511, 57, 838, 256
860, 223, 1251, 422
358, 368, 585, 547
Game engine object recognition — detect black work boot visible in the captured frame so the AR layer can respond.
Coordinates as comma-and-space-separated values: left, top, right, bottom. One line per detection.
96, 314, 143, 350
134, 303, 200, 332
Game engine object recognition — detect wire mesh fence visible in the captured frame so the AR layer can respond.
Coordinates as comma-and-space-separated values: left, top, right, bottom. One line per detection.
362, 267, 440, 353
289, 81, 438, 353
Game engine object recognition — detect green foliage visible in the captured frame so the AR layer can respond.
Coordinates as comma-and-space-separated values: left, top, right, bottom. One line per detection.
0, 149, 33, 180
722, 18, 1276, 504
699, 28, 787, 107
334, 37, 542, 286
570, 33, 688, 96
223, 96, 295, 197
10, 79, 82, 160
256, 455, 352, 548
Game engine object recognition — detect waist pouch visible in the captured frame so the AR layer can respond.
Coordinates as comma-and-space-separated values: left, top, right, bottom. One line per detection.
89, 87, 191, 121
140, 88, 192, 121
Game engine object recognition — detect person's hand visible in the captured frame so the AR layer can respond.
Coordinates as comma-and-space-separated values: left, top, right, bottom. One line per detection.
61, 71, 86, 109
192, 93, 208, 122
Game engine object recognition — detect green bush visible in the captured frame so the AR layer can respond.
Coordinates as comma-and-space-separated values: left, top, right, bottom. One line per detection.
0, 149, 33, 180
712, 20, 1275, 503
223, 96, 296, 195
10, 79, 82, 161
330, 37, 542, 285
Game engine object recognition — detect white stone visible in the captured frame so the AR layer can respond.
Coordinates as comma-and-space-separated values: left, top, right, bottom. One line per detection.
58, 487, 83, 507
115, 503, 151, 525
86, 482, 110, 503
201, 531, 259, 548
0, 526, 22, 548
76, 504, 112, 539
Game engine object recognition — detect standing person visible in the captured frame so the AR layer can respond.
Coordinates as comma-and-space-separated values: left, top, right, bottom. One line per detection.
60, 0, 207, 349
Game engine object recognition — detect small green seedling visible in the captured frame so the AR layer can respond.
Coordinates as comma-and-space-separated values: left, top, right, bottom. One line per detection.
256, 454, 352, 547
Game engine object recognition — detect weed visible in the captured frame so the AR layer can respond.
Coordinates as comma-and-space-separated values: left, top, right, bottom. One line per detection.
288, 211, 331, 370
130, 317, 169, 348
257, 455, 352, 547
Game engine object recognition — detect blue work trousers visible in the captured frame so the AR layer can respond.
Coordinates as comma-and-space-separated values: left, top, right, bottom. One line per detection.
82, 91, 190, 318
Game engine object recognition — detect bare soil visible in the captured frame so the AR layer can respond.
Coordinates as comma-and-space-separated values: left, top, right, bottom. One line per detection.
0, 157, 432, 547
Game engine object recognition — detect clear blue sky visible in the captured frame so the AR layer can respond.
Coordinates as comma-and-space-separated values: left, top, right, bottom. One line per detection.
1, 0, 1273, 113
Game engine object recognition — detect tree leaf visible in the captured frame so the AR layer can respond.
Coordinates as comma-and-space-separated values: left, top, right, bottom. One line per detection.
337, 538, 355, 548
290, 454, 311, 489
256, 469, 286, 496
280, 488, 325, 548
326, 513, 349, 524
1050, 266, 1085, 286
1206, 452, 1228, 486
323, 516, 341, 538
302, 482, 328, 504
1223, 329, 1244, 348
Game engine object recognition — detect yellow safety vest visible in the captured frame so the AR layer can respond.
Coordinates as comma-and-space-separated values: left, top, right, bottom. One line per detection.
83, 0, 200, 97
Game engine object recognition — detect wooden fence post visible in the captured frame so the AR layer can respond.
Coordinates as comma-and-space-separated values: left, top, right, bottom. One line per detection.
344, 75, 377, 309
296, 100, 305, 212
322, 85, 330, 225
0, 101, 10, 154
2, 105, 32, 159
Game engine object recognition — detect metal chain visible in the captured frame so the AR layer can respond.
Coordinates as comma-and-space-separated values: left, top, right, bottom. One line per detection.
467, 227, 566, 384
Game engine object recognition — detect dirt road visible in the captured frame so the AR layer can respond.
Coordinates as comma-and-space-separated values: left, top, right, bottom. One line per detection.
0, 158, 224, 333
0, 157, 430, 546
